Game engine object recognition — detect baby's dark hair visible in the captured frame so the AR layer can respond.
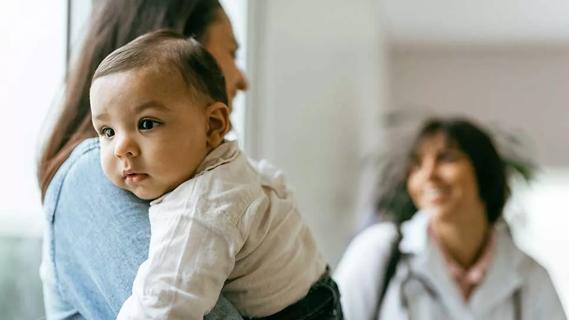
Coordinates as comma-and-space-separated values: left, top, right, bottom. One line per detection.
92, 29, 227, 106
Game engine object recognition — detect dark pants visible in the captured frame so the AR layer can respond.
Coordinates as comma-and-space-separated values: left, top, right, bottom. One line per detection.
248, 270, 344, 320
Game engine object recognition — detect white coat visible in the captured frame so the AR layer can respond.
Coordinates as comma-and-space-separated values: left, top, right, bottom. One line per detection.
334, 212, 566, 320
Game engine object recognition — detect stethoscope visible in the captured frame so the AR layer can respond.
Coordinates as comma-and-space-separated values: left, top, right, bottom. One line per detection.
383, 254, 523, 320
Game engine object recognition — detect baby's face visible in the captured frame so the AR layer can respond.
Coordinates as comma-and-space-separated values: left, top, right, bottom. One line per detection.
90, 67, 210, 200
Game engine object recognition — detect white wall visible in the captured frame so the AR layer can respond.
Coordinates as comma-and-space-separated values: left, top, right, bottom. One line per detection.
389, 45, 569, 166
247, 0, 387, 266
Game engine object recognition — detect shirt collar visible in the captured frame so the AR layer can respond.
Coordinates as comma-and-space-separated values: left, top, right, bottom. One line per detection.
399, 210, 430, 255
150, 140, 240, 205
398, 210, 527, 312
428, 222, 497, 300
194, 140, 240, 176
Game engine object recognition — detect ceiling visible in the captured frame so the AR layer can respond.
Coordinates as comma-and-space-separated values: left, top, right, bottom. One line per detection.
379, 0, 569, 46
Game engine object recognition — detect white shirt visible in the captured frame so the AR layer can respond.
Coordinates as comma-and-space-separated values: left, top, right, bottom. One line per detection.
117, 141, 327, 319
334, 212, 567, 320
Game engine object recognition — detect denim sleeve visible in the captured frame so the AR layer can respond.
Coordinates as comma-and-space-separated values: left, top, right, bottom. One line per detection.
44, 138, 242, 320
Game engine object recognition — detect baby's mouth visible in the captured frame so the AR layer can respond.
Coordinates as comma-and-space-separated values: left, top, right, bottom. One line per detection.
122, 169, 149, 183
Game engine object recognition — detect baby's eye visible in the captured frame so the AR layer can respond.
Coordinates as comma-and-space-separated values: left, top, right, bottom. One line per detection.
138, 119, 161, 131
101, 127, 115, 138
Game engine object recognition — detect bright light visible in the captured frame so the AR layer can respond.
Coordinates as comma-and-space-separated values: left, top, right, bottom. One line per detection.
0, 0, 66, 237
220, 0, 248, 147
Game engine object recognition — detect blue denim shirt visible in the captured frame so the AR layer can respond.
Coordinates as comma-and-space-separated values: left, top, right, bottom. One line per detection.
40, 138, 242, 320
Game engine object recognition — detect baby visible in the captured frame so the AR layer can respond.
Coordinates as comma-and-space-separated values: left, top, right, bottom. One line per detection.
89, 30, 342, 319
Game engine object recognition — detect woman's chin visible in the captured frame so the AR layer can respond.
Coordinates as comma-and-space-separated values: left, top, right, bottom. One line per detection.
424, 205, 454, 221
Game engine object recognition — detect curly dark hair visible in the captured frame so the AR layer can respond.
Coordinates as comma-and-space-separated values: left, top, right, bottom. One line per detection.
376, 117, 530, 224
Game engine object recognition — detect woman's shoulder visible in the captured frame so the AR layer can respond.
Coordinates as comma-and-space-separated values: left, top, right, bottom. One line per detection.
514, 248, 566, 318
45, 139, 100, 195
515, 246, 559, 293
349, 222, 400, 253
49, 138, 100, 185
335, 221, 399, 276
494, 223, 564, 314
334, 222, 400, 320
44, 138, 142, 222
494, 223, 554, 282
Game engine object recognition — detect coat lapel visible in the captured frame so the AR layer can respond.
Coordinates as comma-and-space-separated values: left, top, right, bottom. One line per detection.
468, 223, 524, 314
399, 214, 526, 319
400, 212, 470, 319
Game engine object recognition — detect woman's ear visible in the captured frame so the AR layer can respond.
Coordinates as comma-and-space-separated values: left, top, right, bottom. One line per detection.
205, 102, 230, 149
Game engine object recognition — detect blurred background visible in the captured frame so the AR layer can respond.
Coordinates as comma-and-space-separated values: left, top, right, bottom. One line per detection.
1, 0, 568, 318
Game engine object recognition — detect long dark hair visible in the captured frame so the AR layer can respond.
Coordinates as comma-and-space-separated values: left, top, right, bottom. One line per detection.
376, 117, 533, 224
37, 0, 222, 200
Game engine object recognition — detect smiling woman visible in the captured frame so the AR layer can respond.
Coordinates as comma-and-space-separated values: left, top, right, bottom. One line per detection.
406, 131, 485, 225
335, 117, 566, 320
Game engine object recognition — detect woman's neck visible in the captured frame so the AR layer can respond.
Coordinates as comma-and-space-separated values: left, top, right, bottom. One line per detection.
431, 206, 489, 268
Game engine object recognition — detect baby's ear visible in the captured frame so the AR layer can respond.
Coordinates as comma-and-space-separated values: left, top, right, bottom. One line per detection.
205, 102, 230, 148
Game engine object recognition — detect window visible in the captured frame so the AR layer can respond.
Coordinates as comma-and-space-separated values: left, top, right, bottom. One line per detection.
1, 0, 66, 237
1, 1, 66, 318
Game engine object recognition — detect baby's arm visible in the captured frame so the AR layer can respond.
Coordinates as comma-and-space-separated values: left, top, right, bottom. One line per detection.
117, 201, 244, 320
